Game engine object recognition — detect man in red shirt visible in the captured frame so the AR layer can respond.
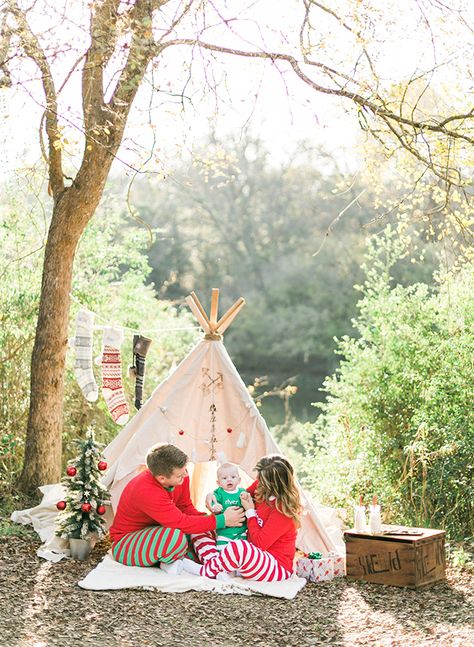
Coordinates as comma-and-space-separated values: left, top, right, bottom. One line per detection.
110, 443, 245, 570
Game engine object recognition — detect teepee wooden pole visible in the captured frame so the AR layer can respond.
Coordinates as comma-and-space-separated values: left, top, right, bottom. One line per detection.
215, 297, 245, 334
209, 288, 219, 331
185, 293, 211, 333
190, 292, 212, 327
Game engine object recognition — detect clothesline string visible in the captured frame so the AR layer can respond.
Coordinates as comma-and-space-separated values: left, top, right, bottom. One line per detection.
69, 293, 200, 335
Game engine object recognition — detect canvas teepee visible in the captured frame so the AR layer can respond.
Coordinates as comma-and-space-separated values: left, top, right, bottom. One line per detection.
102, 290, 343, 554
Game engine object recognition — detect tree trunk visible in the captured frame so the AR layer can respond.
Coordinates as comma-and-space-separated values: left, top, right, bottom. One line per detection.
17, 206, 77, 492
18, 158, 113, 495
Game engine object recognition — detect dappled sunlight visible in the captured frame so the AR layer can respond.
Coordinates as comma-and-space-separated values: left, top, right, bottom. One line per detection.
21, 561, 54, 646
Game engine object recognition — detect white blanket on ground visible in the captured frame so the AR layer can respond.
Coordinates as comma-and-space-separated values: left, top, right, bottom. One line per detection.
11, 484, 71, 562
78, 555, 306, 599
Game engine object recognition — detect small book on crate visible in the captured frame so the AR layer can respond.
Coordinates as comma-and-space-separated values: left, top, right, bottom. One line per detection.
381, 527, 425, 536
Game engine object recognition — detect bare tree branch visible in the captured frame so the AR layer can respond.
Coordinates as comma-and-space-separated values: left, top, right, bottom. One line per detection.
82, 0, 122, 135
157, 37, 474, 155
107, 1, 163, 145
8, 0, 64, 196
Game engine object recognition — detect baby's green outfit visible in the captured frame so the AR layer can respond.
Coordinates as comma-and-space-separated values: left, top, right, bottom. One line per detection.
214, 486, 248, 548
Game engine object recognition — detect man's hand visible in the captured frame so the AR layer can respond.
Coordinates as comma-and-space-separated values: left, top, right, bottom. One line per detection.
240, 491, 255, 511
224, 506, 245, 527
205, 493, 222, 513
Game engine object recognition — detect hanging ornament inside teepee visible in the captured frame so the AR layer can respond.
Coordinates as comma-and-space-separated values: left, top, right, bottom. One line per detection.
236, 432, 246, 449
226, 427, 233, 434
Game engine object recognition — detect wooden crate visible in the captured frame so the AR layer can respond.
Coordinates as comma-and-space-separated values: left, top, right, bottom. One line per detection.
344, 525, 446, 589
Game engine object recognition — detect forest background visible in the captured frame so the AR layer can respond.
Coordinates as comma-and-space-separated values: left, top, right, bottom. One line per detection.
0, 0, 473, 558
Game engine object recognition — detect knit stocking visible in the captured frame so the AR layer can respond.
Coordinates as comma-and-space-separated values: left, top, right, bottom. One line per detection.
130, 335, 152, 410
99, 327, 129, 425
73, 309, 99, 402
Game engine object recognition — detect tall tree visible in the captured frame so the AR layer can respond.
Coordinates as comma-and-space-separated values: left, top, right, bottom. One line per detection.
1, 0, 473, 493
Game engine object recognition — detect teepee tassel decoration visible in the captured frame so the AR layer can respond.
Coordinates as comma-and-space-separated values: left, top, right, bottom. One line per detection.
99, 327, 129, 426
216, 451, 227, 465
73, 309, 99, 402
236, 432, 246, 449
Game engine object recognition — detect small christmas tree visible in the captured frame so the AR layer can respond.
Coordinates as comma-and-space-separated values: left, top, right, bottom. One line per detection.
55, 427, 110, 540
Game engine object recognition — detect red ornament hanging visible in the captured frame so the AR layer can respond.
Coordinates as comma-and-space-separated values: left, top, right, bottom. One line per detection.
81, 502, 92, 513
66, 466, 77, 477
56, 500, 66, 511
96, 504, 106, 515
97, 460, 108, 471
226, 427, 233, 434
178, 429, 185, 436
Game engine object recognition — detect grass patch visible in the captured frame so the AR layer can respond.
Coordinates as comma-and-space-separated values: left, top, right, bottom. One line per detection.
447, 541, 474, 572
0, 489, 38, 540
0, 517, 37, 539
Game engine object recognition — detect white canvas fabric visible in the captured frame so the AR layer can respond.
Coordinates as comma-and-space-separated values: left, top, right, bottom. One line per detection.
78, 554, 307, 599
102, 337, 343, 555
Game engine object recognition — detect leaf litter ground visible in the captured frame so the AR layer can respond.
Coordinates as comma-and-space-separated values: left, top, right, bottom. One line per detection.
1, 535, 473, 646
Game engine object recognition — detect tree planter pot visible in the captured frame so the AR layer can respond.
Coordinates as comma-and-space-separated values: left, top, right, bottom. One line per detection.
69, 538, 92, 561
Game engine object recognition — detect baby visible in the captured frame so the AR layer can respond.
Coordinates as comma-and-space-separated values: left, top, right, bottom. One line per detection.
205, 463, 248, 549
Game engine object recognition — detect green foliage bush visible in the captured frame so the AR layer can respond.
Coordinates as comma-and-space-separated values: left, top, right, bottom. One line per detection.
302, 229, 474, 540
0, 179, 198, 500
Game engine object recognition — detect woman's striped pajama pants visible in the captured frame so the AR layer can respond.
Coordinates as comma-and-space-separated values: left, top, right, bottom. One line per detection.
192, 533, 292, 582
112, 526, 188, 567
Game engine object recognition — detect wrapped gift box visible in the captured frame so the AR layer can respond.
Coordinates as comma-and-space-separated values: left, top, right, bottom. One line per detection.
296, 556, 314, 580
329, 551, 346, 578
312, 557, 334, 582
296, 554, 335, 583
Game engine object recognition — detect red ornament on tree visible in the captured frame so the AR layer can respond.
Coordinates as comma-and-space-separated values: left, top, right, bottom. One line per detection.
97, 461, 108, 471
56, 500, 66, 511
96, 505, 106, 515
66, 466, 77, 477
178, 429, 185, 436
227, 427, 233, 434
81, 502, 92, 513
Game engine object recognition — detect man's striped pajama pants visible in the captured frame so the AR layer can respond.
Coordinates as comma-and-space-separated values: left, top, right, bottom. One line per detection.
112, 526, 188, 567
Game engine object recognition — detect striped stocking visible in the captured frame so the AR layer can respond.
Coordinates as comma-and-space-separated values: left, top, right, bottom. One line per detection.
99, 327, 129, 425
130, 335, 152, 410
73, 309, 99, 402
201, 540, 292, 582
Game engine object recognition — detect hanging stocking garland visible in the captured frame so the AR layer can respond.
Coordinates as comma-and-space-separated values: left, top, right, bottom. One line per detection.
98, 327, 129, 425
73, 309, 99, 402
129, 334, 152, 410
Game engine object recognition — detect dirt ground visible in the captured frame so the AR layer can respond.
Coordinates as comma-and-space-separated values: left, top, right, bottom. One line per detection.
1, 535, 473, 647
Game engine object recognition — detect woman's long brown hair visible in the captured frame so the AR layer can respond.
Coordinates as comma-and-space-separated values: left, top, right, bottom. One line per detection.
254, 455, 302, 527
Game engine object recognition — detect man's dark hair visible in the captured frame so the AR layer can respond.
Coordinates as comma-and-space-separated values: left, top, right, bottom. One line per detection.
146, 443, 188, 477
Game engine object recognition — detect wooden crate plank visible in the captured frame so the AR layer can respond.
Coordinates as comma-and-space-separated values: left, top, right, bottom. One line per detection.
344, 529, 446, 589
414, 538, 446, 587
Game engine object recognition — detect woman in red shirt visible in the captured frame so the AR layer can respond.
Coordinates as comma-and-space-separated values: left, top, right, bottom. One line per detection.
192, 455, 302, 582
